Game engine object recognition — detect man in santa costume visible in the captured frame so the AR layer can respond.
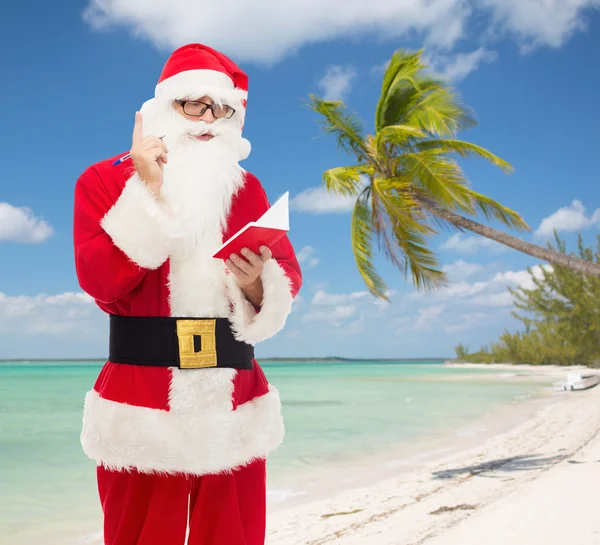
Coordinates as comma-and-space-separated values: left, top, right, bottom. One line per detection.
73, 43, 302, 545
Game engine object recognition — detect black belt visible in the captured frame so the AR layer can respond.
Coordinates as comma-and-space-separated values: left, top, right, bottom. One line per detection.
109, 315, 254, 369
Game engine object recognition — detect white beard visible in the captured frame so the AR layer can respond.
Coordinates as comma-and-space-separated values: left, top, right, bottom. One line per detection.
139, 99, 248, 253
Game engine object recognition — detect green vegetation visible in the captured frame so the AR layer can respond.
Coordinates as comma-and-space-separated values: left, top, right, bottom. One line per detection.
455, 234, 600, 367
309, 48, 600, 300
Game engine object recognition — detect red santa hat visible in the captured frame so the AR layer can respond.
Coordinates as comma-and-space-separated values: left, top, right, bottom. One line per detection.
153, 43, 248, 111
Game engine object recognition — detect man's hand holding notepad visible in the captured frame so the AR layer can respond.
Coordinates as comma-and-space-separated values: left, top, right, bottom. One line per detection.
213, 192, 290, 259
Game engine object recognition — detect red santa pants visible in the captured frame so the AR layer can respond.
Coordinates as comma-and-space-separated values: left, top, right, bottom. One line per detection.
97, 459, 266, 545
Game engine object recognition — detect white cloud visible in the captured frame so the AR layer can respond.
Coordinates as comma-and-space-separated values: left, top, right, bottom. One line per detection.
0, 291, 96, 335
319, 65, 357, 100
482, 0, 600, 51
471, 291, 514, 307
363, 262, 548, 340
444, 312, 491, 333
346, 315, 366, 334
312, 290, 369, 306
442, 259, 485, 280
426, 47, 499, 81
299, 288, 385, 328
291, 187, 356, 214
422, 279, 490, 300
83, 1, 599, 65
415, 304, 446, 330
493, 264, 552, 291
374, 290, 397, 310
441, 233, 507, 254
83, 0, 470, 63
0, 291, 114, 358
535, 200, 600, 238
0, 202, 53, 244
297, 246, 320, 269
410, 264, 551, 308
302, 304, 357, 325
262, 261, 555, 357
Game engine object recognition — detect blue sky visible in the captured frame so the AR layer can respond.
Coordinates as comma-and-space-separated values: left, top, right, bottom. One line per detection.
1, 0, 599, 359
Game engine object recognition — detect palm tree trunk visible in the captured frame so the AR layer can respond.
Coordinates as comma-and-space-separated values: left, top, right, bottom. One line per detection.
419, 198, 600, 278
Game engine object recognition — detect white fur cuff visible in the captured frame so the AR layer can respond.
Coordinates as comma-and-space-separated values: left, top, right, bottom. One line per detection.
101, 174, 174, 269
226, 259, 294, 345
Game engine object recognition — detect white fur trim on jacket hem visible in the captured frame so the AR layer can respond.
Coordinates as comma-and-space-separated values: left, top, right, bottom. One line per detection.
81, 387, 285, 476
226, 259, 294, 345
101, 174, 174, 270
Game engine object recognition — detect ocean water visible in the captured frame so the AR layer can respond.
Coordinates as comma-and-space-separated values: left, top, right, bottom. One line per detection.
0, 360, 551, 545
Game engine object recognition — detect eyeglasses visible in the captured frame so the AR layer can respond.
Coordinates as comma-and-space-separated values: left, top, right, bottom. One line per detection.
176, 100, 236, 120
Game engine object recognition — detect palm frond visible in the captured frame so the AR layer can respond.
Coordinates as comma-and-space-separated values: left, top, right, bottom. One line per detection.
376, 124, 426, 150
372, 178, 446, 290
308, 94, 368, 161
375, 49, 475, 135
401, 151, 472, 210
403, 151, 527, 232
405, 86, 475, 136
323, 165, 373, 196
375, 49, 425, 132
351, 192, 388, 299
369, 183, 406, 273
459, 187, 530, 231
415, 139, 513, 173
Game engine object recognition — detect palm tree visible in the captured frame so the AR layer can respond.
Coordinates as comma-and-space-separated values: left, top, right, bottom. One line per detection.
308, 49, 600, 300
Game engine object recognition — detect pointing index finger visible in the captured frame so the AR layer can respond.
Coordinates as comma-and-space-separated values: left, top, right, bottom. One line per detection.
132, 112, 143, 145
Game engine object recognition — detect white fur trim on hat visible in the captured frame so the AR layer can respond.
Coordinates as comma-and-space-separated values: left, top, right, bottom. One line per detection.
80, 387, 285, 476
101, 173, 174, 270
226, 259, 295, 345
156, 69, 248, 109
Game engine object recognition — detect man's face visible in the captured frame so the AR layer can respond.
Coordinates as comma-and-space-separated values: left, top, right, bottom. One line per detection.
173, 95, 236, 142
140, 90, 249, 162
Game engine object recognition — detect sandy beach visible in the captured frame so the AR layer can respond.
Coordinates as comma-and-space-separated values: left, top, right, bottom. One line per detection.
268, 364, 600, 545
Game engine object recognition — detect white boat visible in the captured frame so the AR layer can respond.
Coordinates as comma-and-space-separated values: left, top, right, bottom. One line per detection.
555, 371, 600, 391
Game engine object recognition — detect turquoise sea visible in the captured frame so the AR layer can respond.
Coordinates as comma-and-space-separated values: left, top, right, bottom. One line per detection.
0, 360, 553, 545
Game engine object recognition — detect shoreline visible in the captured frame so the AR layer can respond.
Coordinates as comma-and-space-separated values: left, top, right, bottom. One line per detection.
267, 379, 556, 513
267, 365, 600, 544
443, 361, 598, 370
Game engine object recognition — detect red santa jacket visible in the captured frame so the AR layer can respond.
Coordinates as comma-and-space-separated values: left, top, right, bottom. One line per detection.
73, 156, 301, 476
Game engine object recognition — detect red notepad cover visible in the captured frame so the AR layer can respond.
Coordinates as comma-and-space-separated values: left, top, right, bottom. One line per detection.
213, 191, 290, 260
213, 225, 288, 259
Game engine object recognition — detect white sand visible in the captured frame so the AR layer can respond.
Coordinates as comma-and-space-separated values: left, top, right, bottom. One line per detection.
268, 365, 600, 545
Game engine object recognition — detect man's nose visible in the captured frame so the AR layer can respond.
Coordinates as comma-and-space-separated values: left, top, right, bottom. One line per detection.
200, 110, 216, 124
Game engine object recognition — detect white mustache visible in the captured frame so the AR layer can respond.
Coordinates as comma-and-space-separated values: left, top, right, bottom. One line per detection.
176, 119, 228, 136
140, 99, 250, 160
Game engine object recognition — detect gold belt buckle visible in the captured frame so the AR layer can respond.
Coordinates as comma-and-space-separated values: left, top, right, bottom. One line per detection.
176, 319, 218, 369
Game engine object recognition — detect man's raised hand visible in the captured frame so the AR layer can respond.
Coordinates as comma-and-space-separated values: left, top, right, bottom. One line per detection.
130, 112, 168, 197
